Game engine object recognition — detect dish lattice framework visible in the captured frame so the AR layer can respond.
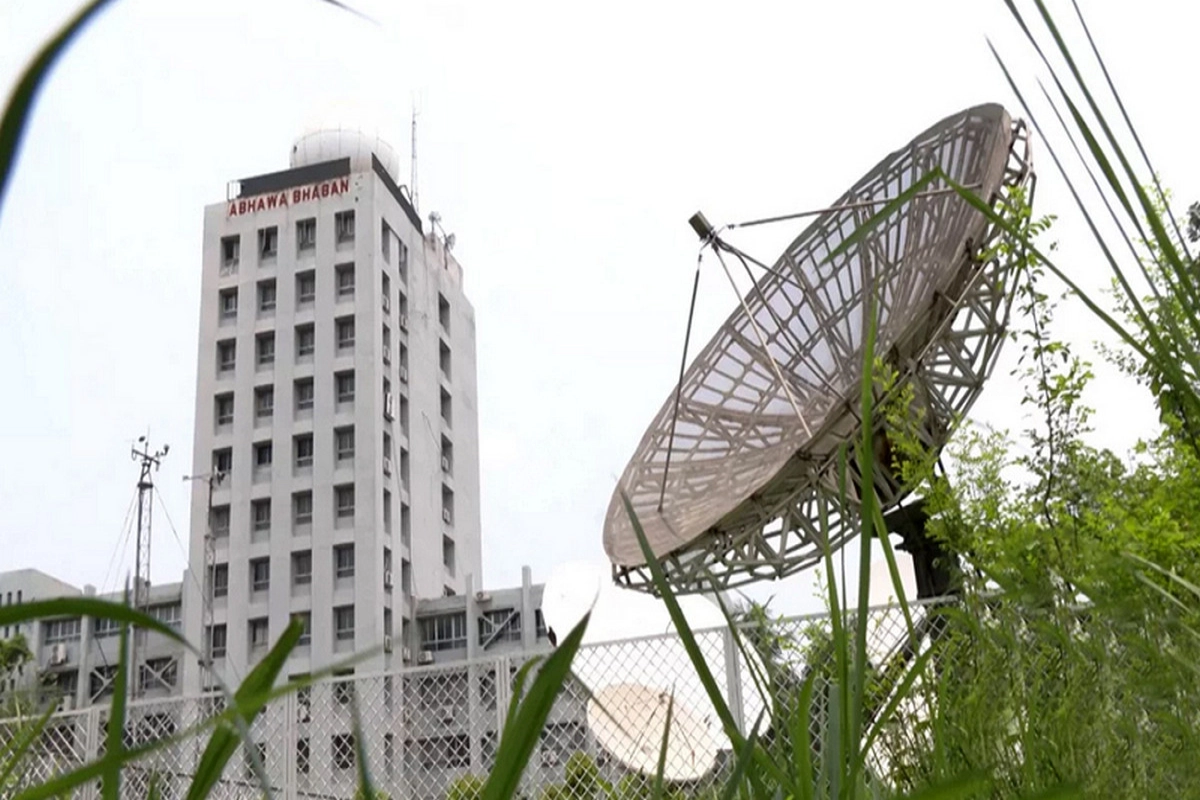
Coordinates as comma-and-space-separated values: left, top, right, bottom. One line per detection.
604, 103, 1033, 594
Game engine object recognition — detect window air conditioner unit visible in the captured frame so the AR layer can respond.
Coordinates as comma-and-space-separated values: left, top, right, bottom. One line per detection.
398, 315, 409, 331
383, 344, 391, 364
383, 457, 394, 476
297, 701, 311, 723
475, 591, 491, 604
57, 696, 74, 713
442, 508, 452, 524
384, 635, 393, 653
383, 569, 393, 588
402, 647, 412, 662
50, 643, 68, 666
418, 650, 434, 665
382, 295, 391, 313
399, 366, 409, 384
541, 750, 559, 768
439, 705, 456, 724
384, 393, 395, 420
441, 456, 451, 473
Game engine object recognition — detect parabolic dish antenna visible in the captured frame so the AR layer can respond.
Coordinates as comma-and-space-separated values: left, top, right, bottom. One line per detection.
603, 103, 1032, 593
544, 563, 772, 778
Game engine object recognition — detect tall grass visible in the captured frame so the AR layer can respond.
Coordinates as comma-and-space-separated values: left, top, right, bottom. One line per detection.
2, 0, 1198, 797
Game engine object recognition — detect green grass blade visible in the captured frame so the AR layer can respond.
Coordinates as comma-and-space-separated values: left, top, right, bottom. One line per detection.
791, 673, 817, 800
101, 602, 131, 800
351, 689, 377, 800
894, 771, 990, 799
501, 657, 543, 740
650, 692, 673, 800
481, 613, 589, 800
0, 0, 116, 214
718, 710, 764, 800
185, 618, 302, 800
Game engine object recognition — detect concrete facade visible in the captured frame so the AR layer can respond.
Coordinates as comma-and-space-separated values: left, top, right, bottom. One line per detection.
0, 570, 183, 710
181, 134, 484, 695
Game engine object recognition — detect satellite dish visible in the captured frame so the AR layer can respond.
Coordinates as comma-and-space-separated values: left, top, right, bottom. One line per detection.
587, 683, 720, 782
603, 103, 1033, 594
544, 563, 772, 777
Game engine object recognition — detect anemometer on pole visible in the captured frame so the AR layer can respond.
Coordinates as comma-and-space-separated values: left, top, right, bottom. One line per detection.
129, 435, 168, 698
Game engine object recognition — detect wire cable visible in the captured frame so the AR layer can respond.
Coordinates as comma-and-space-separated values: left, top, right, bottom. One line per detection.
100, 491, 139, 598
658, 249, 705, 513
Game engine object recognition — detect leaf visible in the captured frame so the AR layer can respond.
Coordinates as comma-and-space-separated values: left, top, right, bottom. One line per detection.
0, 0, 117, 215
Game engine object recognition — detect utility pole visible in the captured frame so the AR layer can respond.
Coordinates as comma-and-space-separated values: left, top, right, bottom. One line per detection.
184, 470, 225, 690
129, 436, 168, 699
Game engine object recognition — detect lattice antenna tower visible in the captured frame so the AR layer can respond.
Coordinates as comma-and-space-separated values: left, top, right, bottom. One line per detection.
410, 100, 420, 215
129, 435, 168, 696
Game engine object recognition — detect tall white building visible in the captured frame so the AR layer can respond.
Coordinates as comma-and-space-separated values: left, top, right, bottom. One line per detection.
182, 130, 483, 694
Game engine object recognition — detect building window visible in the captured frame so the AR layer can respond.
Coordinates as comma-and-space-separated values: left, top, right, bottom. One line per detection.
94, 617, 120, 638
254, 441, 273, 471
250, 558, 270, 593
443, 534, 456, 574
219, 288, 238, 322
252, 499, 271, 533
480, 609, 521, 644
221, 235, 240, 269
398, 240, 408, 282
419, 612, 467, 651
249, 617, 269, 651
535, 608, 548, 639
336, 316, 355, 351
44, 618, 81, 644
212, 505, 230, 537
335, 426, 355, 463
254, 386, 273, 420
296, 270, 316, 307
335, 484, 355, 519
381, 220, 392, 262
336, 371, 355, 404
257, 280, 277, 314
383, 488, 393, 534
150, 603, 182, 629
439, 341, 452, 378
297, 218, 316, 252
295, 378, 314, 413
256, 333, 275, 367
440, 388, 452, 426
382, 271, 391, 311
332, 733, 356, 770
297, 738, 310, 774
294, 434, 313, 470
334, 606, 355, 641
208, 624, 227, 659
401, 559, 411, 594
382, 324, 391, 364
293, 491, 313, 527
212, 563, 228, 598
213, 448, 232, 475
294, 612, 312, 646
335, 210, 355, 243
334, 544, 355, 579
217, 340, 236, 374
258, 226, 278, 260
336, 263, 355, 298
442, 486, 455, 527
215, 393, 234, 426
438, 293, 451, 331
292, 550, 312, 585
296, 324, 315, 359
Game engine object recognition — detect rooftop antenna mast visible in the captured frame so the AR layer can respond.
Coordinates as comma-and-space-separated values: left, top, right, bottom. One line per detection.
184, 469, 224, 690
410, 99, 420, 215
130, 435, 168, 697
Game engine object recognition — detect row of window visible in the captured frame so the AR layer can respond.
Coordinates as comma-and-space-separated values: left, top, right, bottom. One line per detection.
216, 326, 365, 374
210, 545, 385, 596
207, 484, 357, 537
221, 211, 356, 270
218, 264, 369, 323
206, 605, 352, 658
1, 589, 23, 641
43, 603, 182, 644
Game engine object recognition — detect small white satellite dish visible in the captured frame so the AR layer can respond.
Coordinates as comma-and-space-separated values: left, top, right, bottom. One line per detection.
587, 683, 720, 782
543, 562, 773, 776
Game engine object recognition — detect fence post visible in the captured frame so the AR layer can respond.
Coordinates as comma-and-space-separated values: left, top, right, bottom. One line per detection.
81, 705, 102, 800
722, 628, 745, 735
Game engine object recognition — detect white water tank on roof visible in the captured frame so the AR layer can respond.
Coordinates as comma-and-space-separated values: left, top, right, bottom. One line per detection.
290, 128, 401, 183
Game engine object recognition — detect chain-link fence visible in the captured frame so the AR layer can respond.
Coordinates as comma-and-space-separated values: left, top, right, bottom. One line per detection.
0, 599, 979, 800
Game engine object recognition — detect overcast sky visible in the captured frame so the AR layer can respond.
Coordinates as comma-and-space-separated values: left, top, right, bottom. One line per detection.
1, 0, 1194, 618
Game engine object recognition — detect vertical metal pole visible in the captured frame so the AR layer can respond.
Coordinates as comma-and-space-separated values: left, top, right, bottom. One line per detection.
722, 628, 745, 735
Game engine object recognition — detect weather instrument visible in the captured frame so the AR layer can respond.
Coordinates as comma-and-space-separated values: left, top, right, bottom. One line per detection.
603, 103, 1033, 595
